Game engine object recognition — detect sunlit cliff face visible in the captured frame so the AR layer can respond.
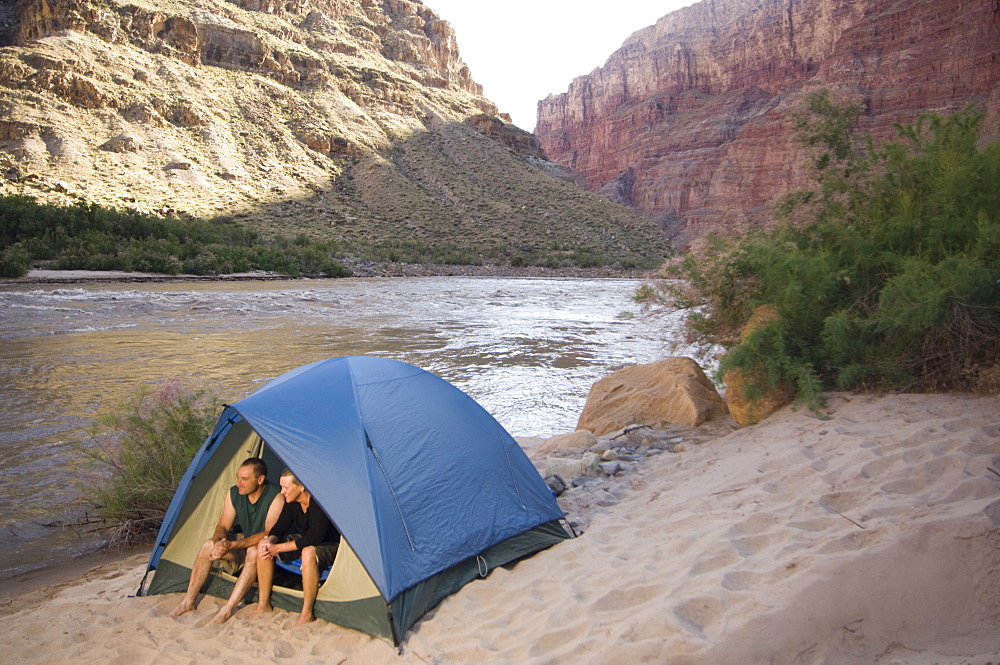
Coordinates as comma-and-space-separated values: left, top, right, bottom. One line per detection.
0, 0, 493, 215
0, 0, 668, 261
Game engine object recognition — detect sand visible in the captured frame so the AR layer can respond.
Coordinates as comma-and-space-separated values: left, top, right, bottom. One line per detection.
2, 392, 998, 664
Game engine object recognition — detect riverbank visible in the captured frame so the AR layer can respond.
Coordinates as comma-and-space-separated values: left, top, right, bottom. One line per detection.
1, 392, 997, 664
5, 262, 659, 285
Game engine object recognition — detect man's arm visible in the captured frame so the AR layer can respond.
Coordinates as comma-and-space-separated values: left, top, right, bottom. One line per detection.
208, 491, 238, 560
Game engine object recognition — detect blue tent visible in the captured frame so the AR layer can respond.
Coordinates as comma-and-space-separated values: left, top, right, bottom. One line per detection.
141, 356, 570, 644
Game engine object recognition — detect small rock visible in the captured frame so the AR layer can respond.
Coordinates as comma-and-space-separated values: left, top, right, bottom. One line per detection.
599, 461, 622, 476
544, 474, 567, 496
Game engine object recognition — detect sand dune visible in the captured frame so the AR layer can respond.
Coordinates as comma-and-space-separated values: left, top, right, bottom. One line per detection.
2, 392, 998, 664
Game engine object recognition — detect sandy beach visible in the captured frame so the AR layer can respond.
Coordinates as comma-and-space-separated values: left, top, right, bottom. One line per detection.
2, 392, 998, 664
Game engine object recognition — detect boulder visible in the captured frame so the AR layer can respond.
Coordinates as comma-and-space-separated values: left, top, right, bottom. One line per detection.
723, 304, 796, 427
536, 430, 598, 456
576, 357, 728, 437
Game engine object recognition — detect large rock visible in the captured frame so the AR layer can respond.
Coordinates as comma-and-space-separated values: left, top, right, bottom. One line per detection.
723, 304, 795, 427
576, 357, 728, 437
536, 430, 599, 456
536, 0, 1000, 248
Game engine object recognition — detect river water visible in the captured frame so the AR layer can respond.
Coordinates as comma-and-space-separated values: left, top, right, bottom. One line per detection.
0, 276, 700, 580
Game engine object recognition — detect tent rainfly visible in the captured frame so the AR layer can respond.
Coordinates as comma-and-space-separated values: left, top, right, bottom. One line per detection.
139, 356, 572, 645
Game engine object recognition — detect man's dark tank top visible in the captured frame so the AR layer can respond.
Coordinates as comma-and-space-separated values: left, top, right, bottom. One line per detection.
230, 481, 281, 535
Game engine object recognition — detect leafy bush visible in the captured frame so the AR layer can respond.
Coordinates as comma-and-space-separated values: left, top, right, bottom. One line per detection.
0, 196, 351, 277
0, 242, 31, 277
643, 95, 1000, 404
78, 380, 223, 545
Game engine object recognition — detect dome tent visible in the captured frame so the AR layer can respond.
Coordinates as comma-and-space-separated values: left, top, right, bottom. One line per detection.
140, 356, 571, 645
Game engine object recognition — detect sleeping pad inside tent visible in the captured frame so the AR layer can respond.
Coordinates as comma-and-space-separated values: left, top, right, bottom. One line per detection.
140, 356, 572, 645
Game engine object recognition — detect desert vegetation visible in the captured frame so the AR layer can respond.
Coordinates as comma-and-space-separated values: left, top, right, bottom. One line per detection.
0, 195, 350, 278
641, 94, 1000, 404
77, 380, 224, 545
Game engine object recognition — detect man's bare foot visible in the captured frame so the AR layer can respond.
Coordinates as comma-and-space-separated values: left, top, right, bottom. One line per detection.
211, 606, 235, 624
293, 614, 315, 627
251, 603, 273, 618
169, 599, 196, 618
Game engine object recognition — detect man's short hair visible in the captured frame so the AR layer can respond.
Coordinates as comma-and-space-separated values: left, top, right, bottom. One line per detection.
240, 457, 267, 478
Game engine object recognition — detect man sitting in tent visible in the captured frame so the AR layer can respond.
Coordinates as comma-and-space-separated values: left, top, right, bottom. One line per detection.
169, 457, 284, 623
253, 468, 340, 626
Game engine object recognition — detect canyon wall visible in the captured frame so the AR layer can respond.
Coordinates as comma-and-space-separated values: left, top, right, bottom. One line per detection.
536, 0, 1000, 247
0, 0, 669, 263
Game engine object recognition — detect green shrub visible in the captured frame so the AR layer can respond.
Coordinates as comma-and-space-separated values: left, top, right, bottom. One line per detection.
0, 242, 31, 277
77, 380, 223, 545
0, 196, 349, 277
646, 97, 1000, 404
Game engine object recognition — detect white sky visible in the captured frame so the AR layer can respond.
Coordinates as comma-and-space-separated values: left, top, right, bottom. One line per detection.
424, 0, 698, 131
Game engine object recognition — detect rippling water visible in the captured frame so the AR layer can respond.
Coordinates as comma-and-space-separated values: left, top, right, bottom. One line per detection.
0, 276, 699, 579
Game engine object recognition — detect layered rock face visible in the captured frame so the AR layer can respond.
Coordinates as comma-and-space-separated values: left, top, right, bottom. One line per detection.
0, 0, 669, 261
536, 0, 1000, 247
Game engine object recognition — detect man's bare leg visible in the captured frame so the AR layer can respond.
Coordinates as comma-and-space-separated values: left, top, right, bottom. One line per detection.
294, 546, 319, 627
211, 548, 258, 624
169, 539, 216, 617
252, 548, 275, 618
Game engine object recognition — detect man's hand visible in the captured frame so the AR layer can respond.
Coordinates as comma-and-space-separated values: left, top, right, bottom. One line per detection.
257, 538, 275, 561
209, 538, 231, 561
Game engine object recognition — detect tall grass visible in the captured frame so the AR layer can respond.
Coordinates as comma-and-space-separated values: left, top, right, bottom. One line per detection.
78, 379, 223, 545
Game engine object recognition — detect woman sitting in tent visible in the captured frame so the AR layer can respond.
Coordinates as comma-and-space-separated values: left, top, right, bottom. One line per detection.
253, 468, 340, 626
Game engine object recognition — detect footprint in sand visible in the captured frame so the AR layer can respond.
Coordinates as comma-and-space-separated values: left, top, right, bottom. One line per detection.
530, 623, 590, 656
673, 596, 726, 640
860, 455, 899, 479
817, 528, 885, 554
592, 583, 666, 613
787, 516, 832, 532
939, 476, 999, 503
689, 549, 742, 576
728, 512, 780, 536
108, 650, 146, 665
720, 570, 760, 591
729, 532, 783, 558
268, 638, 295, 658
882, 456, 966, 496
721, 559, 802, 591
817, 491, 865, 514
942, 417, 986, 433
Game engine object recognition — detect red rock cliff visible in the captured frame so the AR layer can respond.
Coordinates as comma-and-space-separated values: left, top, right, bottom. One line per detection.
536, 0, 1000, 247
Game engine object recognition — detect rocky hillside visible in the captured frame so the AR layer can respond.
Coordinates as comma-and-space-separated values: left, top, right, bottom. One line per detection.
536, 0, 1000, 248
0, 0, 669, 266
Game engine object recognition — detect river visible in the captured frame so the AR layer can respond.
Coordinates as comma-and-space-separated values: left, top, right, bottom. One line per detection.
0, 275, 700, 580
